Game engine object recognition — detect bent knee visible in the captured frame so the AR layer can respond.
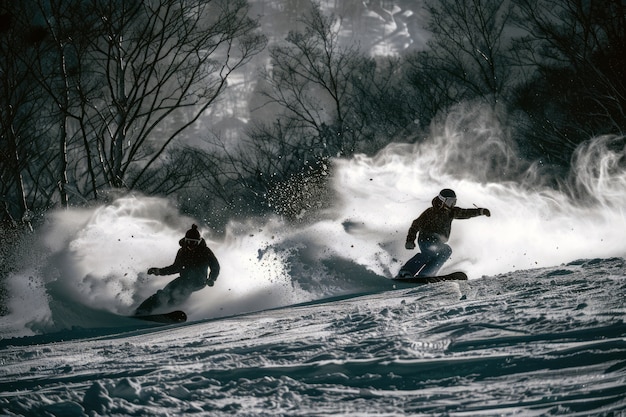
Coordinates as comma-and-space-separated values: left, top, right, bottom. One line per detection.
438, 245, 452, 258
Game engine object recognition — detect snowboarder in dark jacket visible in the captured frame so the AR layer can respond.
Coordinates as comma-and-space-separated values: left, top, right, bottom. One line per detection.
398, 189, 490, 278
135, 224, 220, 315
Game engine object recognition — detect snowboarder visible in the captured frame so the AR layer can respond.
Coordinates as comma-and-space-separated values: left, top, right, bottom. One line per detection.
398, 189, 490, 278
134, 224, 220, 315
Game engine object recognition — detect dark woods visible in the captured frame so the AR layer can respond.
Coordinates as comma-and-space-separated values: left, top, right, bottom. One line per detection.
0, 0, 624, 233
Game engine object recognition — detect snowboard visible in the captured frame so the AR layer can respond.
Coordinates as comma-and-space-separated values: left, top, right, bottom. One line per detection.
132, 310, 187, 324
393, 271, 468, 284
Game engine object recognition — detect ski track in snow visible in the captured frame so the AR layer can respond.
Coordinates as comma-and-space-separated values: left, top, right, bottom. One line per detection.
1, 258, 625, 416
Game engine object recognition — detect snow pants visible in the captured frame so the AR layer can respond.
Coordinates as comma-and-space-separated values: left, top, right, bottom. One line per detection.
135, 275, 206, 315
399, 240, 452, 277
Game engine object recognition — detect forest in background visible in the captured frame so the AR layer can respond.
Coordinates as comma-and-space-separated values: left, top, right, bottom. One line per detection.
0, 0, 624, 233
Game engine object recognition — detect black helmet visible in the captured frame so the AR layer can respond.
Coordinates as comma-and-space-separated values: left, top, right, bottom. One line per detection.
437, 189, 456, 208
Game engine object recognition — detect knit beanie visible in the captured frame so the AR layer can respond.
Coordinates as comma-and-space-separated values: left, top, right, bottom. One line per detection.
185, 224, 201, 239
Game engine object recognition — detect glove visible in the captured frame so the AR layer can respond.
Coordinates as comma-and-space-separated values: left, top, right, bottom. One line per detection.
147, 267, 161, 275
405, 241, 416, 250
206, 273, 218, 287
480, 208, 491, 217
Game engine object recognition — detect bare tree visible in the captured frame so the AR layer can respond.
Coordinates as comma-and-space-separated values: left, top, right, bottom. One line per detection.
75, 0, 266, 192
514, 0, 626, 135
259, 1, 366, 157
201, 2, 419, 220
349, 55, 418, 148
0, 0, 266, 227
0, 2, 49, 229
24, 0, 100, 208
411, 0, 515, 110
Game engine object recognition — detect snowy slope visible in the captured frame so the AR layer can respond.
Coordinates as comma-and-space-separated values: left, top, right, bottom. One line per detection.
2, 107, 626, 416
2, 258, 625, 416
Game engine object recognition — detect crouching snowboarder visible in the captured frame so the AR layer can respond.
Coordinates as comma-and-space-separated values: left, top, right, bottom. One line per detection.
135, 224, 220, 315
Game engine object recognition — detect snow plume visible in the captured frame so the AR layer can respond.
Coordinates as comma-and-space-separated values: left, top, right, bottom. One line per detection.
1, 197, 188, 336
0, 197, 311, 337
569, 134, 626, 207
2, 104, 625, 338
327, 103, 626, 279
41, 197, 190, 311
221, 102, 626, 301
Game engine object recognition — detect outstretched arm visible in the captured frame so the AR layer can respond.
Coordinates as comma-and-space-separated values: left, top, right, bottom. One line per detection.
452, 207, 490, 219
148, 251, 183, 276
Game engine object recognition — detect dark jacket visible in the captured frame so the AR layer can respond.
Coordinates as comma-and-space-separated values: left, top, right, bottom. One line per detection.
406, 198, 484, 244
159, 238, 220, 285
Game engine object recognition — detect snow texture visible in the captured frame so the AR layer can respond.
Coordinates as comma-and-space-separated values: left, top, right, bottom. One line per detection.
1, 258, 625, 416
1, 105, 626, 416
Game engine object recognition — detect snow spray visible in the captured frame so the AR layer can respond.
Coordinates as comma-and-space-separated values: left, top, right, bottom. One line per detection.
1, 103, 625, 337
328, 102, 626, 279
